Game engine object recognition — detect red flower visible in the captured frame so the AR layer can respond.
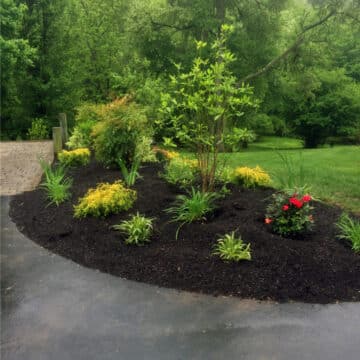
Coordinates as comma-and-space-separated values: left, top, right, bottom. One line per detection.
265, 218, 272, 224
289, 197, 303, 209
282, 204, 289, 211
302, 194, 312, 202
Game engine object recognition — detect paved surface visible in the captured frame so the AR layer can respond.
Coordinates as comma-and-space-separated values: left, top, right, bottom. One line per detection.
1, 197, 360, 360
0, 141, 53, 195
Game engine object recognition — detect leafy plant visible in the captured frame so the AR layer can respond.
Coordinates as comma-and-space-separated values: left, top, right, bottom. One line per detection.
162, 157, 198, 188
166, 187, 219, 238
162, 137, 177, 148
92, 97, 149, 167
265, 188, 314, 236
224, 127, 256, 151
117, 158, 141, 186
58, 148, 91, 167
159, 25, 256, 192
74, 181, 136, 218
232, 166, 270, 188
336, 213, 360, 252
39, 160, 72, 206
112, 212, 154, 245
28, 118, 49, 140
213, 232, 251, 261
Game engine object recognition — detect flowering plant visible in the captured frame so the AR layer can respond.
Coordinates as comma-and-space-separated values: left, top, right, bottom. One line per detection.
265, 188, 314, 236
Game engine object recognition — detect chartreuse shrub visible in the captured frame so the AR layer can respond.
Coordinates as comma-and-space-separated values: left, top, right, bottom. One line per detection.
213, 232, 251, 261
112, 212, 154, 246
162, 157, 198, 188
336, 213, 360, 252
58, 148, 90, 167
265, 188, 314, 236
74, 181, 136, 218
92, 97, 149, 168
232, 166, 270, 188
39, 160, 72, 206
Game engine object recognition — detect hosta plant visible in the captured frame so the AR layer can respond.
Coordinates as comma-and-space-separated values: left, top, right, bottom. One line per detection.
213, 232, 251, 262
265, 188, 314, 236
336, 213, 360, 252
112, 212, 154, 245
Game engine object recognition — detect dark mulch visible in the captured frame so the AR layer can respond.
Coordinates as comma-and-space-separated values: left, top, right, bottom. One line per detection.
9, 160, 360, 303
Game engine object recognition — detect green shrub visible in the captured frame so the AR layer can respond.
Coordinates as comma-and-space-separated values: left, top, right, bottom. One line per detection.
232, 166, 271, 188
213, 232, 251, 261
58, 148, 91, 167
112, 212, 154, 245
92, 98, 149, 167
67, 120, 97, 149
74, 181, 136, 218
224, 127, 256, 151
265, 188, 314, 236
336, 213, 360, 252
28, 118, 49, 140
162, 158, 198, 188
39, 160, 72, 206
135, 136, 157, 162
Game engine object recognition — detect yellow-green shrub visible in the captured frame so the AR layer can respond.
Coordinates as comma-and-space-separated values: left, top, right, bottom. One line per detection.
152, 147, 180, 162
58, 148, 91, 167
162, 157, 198, 188
74, 181, 136, 218
232, 166, 270, 188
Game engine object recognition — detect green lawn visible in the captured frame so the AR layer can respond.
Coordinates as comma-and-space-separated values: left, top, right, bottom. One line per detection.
180, 139, 360, 214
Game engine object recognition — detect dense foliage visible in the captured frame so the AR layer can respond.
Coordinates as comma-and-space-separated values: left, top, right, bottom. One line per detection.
1, 0, 359, 146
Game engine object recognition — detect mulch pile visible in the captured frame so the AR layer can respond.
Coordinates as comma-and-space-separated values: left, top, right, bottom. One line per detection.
10, 160, 360, 303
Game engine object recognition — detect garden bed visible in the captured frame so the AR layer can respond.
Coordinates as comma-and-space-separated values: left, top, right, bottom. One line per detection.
9, 160, 360, 303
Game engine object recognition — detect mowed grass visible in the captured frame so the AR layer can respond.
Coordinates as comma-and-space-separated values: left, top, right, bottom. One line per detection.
181, 137, 360, 213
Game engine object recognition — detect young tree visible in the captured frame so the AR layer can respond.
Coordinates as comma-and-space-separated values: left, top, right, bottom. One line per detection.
160, 25, 256, 192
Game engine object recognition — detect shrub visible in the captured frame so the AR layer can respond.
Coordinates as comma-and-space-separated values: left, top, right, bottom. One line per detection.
336, 213, 360, 252
39, 160, 72, 206
136, 136, 157, 162
74, 181, 136, 218
28, 118, 49, 140
215, 165, 234, 184
162, 157, 198, 188
67, 103, 101, 149
224, 127, 256, 151
112, 212, 154, 245
92, 98, 149, 167
232, 166, 270, 188
58, 148, 91, 167
67, 120, 97, 149
213, 232, 251, 261
265, 188, 314, 236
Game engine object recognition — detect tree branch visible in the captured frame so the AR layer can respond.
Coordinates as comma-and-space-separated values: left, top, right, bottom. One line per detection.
238, 10, 337, 84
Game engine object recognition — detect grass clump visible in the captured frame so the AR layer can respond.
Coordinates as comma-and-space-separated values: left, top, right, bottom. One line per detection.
213, 232, 251, 261
166, 187, 220, 239
39, 160, 72, 206
117, 158, 141, 186
74, 181, 136, 218
58, 148, 91, 167
336, 213, 360, 252
112, 212, 154, 245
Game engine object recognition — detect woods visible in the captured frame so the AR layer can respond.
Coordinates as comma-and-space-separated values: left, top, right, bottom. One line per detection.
1, 0, 360, 147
